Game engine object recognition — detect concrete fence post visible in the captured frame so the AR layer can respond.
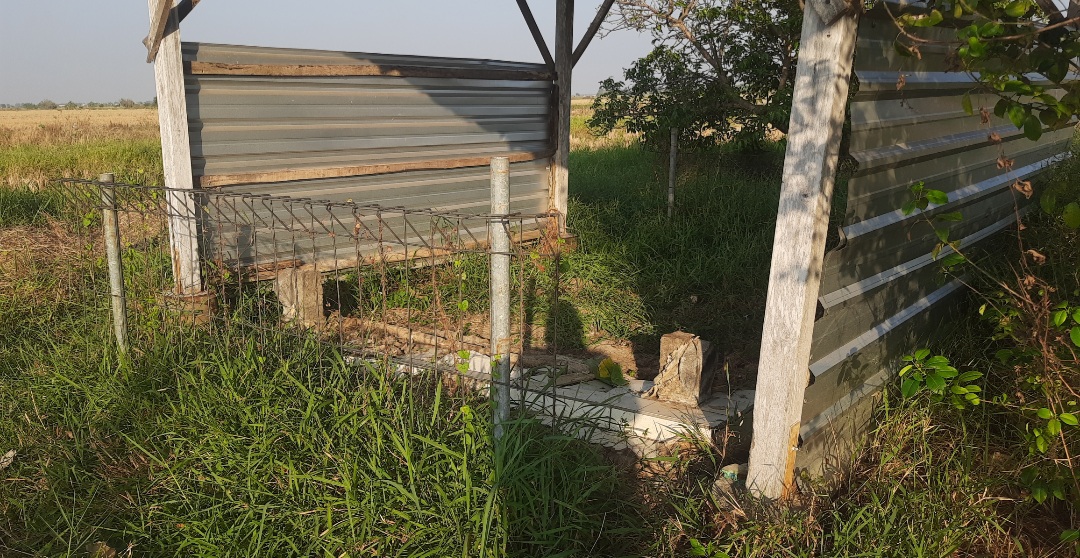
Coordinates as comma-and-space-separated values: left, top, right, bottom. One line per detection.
490, 157, 512, 440
100, 173, 129, 355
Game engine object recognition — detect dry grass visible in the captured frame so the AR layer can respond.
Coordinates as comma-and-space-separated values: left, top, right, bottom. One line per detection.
0, 220, 92, 301
569, 104, 641, 151
0, 108, 159, 149
0, 109, 163, 189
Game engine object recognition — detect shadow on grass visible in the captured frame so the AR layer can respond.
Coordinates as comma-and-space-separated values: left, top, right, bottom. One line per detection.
565, 143, 787, 363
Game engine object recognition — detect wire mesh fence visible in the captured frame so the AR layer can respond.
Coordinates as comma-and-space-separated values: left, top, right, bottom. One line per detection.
46, 177, 581, 427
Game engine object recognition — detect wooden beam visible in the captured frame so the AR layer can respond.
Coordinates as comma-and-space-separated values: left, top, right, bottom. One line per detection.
745, 0, 859, 500
148, 0, 203, 295
552, 0, 574, 231
516, 0, 556, 69
143, 0, 171, 63
196, 150, 553, 188
572, 0, 615, 67
188, 61, 553, 81
176, 0, 200, 23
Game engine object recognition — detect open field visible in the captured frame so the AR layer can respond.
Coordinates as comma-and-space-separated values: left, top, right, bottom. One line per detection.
0, 108, 161, 188
3, 105, 1080, 555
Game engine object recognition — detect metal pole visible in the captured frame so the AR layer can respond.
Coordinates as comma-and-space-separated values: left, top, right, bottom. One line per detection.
490, 157, 512, 440
100, 173, 129, 355
668, 127, 678, 219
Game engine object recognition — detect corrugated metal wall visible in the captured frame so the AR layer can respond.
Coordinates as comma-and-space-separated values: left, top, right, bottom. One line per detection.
797, 7, 1075, 470
182, 43, 554, 268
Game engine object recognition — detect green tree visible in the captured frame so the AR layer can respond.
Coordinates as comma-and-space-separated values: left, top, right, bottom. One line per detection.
892, 0, 1080, 139
589, 0, 802, 148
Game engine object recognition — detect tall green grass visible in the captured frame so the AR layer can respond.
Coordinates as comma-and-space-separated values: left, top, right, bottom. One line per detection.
0, 139, 163, 188
567, 144, 785, 352
0, 255, 648, 556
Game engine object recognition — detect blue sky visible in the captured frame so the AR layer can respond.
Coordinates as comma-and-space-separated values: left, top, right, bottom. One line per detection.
0, 1, 653, 105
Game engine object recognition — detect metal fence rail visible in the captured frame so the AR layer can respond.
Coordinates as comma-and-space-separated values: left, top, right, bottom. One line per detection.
52, 178, 566, 414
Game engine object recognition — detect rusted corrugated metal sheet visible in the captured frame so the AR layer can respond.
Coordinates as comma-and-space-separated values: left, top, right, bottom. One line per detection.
798, 6, 1074, 468
182, 43, 554, 268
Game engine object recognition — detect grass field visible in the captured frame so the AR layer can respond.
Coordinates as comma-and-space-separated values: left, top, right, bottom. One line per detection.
2, 106, 1080, 556
0, 108, 161, 188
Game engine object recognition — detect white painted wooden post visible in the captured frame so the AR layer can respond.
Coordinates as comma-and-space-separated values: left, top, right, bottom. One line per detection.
746, 0, 859, 500
552, 0, 574, 231
148, 0, 202, 294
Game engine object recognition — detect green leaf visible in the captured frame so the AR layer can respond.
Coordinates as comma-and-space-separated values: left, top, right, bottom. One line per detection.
958, 370, 983, 382
1032, 484, 1049, 503
1038, 407, 1054, 420
1023, 114, 1043, 141
979, 21, 1005, 37
1047, 62, 1068, 84
951, 384, 969, 394
1053, 309, 1069, 327
1048, 418, 1062, 436
1062, 202, 1080, 229
902, 199, 917, 215
940, 253, 966, 268
911, 9, 944, 27
1040, 191, 1058, 215
994, 98, 1010, 117
935, 365, 958, 378
926, 355, 950, 367
936, 227, 950, 244
995, 349, 1014, 363
1059, 412, 1078, 426
1070, 326, 1080, 348
925, 372, 946, 393
915, 348, 931, 360
1007, 103, 1027, 128
1004, 0, 1030, 17
962, 92, 974, 115
1072, 308, 1080, 324
925, 189, 949, 205
1036, 434, 1049, 453
901, 377, 922, 398
899, 364, 914, 377
938, 211, 964, 222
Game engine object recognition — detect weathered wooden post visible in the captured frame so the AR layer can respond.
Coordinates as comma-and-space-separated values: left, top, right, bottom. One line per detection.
490, 157, 512, 440
552, 0, 574, 232
146, 0, 202, 295
100, 173, 129, 355
746, 0, 859, 499
668, 127, 678, 219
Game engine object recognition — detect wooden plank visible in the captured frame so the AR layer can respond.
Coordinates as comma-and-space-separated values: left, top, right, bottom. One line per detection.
149, 0, 202, 294
143, 0, 171, 63
572, 0, 615, 67
176, 0, 200, 23
516, 0, 556, 68
552, 0, 574, 231
196, 150, 553, 188
187, 61, 553, 82
745, 0, 859, 500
